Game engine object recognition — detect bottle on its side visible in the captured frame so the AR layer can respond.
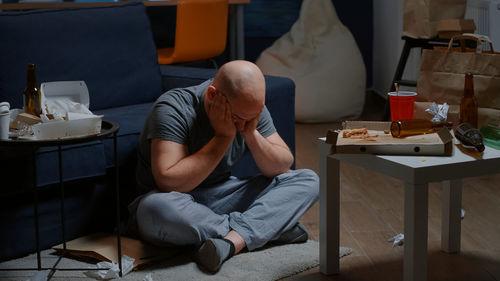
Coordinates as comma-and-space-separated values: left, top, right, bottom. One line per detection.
390, 119, 453, 138
23, 64, 41, 117
455, 122, 485, 152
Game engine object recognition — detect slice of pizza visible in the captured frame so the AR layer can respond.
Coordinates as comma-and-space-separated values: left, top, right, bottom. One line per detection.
342, 128, 378, 139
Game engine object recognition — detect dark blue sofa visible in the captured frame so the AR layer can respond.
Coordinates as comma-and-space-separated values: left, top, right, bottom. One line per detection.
0, 3, 295, 261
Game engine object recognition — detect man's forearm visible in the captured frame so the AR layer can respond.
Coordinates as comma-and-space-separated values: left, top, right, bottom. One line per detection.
156, 136, 233, 193
243, 130, 294, 178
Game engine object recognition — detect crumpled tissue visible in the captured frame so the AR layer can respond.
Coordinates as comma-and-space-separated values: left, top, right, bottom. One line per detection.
425, 102, 449, 122
388, 233, 404, 247
84, 255, 134, 280
143, 273, 153, 281
43, 98, 94, 122
386, 210, 464, 248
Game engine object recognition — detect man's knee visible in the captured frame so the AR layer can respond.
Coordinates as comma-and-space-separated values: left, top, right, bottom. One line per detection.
295, 168, 319, 183
295, 169, 320, 198
278, 169, 319, 201
136, 192, 199, 244
138, 192, 196, 227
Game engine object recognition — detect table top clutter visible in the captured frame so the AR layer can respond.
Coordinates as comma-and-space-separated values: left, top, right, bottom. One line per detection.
318, 128, 500, 281
0, 120, 119, 147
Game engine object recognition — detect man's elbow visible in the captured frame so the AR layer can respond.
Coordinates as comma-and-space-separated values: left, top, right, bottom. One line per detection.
153, 171, 181, 193
263, 158, 294, 178
262, 168, 291, 178
154, 178, 176, 193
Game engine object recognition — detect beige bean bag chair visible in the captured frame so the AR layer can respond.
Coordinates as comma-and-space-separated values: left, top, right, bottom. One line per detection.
256, 0, 366, 123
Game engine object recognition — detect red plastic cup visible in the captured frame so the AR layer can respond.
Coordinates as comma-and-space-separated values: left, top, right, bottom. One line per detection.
388, 91, 417, 121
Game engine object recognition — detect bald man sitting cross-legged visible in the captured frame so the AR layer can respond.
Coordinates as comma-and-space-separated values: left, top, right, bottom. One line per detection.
128, 60, 319, 272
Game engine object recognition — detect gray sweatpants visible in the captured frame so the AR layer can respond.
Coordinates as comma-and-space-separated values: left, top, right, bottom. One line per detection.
134, 169, 319, 251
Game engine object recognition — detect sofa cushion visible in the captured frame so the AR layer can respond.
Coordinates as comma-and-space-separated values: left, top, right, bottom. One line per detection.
0, 102, 153, 188
232, 75, 296, 177
0, 3, 163, 111
36, 142, 107, 187
0, 181, 113, 261
95, 102, 154, 167
37, 102, 154, 186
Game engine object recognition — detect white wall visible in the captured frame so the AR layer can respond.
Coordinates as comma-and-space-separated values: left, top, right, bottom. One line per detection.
372, 0, 405, 97
373, 0, 421, 97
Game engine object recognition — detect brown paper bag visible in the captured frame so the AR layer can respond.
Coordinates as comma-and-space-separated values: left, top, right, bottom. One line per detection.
416, 34, 500, 127
403, 0, 467, 39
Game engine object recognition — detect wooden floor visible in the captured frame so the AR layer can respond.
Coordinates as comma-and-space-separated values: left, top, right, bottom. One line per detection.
285, 92, 500, 281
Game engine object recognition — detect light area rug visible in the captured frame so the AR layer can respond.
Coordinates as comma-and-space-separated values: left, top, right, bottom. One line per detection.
0, 240, 352, 281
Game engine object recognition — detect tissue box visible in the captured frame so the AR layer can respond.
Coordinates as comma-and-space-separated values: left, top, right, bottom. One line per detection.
437, 19, 476, 39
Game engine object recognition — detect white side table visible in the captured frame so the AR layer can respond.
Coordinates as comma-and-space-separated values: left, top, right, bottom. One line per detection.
317, 138, 500, 281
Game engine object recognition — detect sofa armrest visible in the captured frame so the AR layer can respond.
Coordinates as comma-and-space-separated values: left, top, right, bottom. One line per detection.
232, 74, 296, 177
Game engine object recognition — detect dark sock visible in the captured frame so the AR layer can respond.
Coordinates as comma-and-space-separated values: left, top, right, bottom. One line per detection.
221, 238, 236, 258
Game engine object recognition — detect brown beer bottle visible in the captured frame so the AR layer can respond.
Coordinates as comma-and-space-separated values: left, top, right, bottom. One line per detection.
23, 64, 41, 117
459, 72, 478, 128
390, 119, 453, 138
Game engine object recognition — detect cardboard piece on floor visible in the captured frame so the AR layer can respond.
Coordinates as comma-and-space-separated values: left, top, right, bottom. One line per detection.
52, 233, 180, 268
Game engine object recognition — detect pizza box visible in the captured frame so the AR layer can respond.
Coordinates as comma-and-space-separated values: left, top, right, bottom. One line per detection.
326, 121, 453, 156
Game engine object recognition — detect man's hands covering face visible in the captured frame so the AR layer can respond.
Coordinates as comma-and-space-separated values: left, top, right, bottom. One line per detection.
234, 109, 262, 137
207, 92, 237, 139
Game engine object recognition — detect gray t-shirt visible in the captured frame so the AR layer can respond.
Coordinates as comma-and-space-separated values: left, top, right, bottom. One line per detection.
135, 79, 276, 194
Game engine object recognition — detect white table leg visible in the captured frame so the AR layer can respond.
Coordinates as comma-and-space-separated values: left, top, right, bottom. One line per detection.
404, 182, 429, 281
441, 179, 462, 253
318, 141, 340, 275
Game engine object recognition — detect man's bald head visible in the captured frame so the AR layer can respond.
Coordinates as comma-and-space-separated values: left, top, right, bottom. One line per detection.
213, 60, 266, 106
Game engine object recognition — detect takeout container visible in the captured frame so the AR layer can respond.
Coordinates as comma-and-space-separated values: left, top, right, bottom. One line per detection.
326, 121, 453, 156
40, 81, 90, 115
32, 116, 102, 139
31, 81, 102, 140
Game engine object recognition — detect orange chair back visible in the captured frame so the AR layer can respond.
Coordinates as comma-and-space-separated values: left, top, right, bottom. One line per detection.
158, 0, 229, 64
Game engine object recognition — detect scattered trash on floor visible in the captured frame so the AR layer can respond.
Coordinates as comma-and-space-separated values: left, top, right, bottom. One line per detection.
339, 247, 353, 258
84, 255, 134, 280
461, 209, 465, 219
388, 233, 404, 247
143, 273, 153, 281
26, 270, 48, 281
